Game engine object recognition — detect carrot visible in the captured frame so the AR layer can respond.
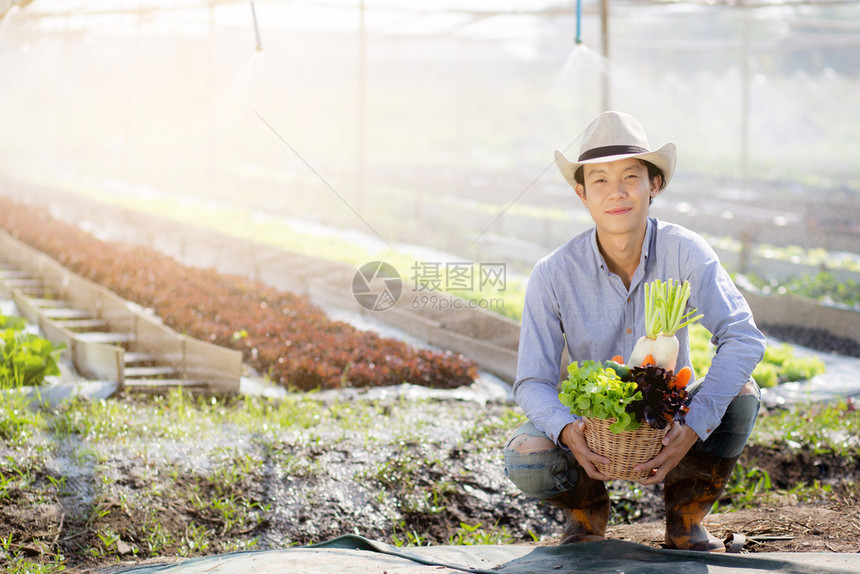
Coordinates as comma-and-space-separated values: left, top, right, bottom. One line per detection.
641, 354, 655, 367
610, 355, 624, 364
672, 366, 692, 389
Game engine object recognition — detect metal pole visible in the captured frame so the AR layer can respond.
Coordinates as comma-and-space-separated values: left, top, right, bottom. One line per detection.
740, 3, 751, 190
600, 0, 610, 111
357, 0, 366, 195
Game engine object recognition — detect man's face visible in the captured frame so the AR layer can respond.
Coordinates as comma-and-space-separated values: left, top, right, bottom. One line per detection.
575, 158, 660, 239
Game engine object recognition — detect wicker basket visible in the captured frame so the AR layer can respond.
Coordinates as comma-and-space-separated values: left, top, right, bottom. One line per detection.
582, 417, 669, 480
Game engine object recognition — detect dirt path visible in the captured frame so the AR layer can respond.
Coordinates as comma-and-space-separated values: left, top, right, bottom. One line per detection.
608, 506, 860, 553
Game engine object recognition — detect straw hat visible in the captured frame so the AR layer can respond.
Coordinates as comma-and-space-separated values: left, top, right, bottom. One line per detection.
554, 111, 677, 193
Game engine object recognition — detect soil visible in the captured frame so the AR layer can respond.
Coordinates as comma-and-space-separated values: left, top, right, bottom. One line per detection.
2, 388, 859, 573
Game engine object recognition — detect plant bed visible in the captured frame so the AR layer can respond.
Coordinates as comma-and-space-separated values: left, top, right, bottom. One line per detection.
0, 197, 477, 391
1, 391, 858, 572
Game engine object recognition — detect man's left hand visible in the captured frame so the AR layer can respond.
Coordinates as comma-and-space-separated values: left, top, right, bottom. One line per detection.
634, 423, 700, 485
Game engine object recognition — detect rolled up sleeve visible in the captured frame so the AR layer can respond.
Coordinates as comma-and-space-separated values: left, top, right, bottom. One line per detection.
684, 244, 766, 441
513, 264, 577, 444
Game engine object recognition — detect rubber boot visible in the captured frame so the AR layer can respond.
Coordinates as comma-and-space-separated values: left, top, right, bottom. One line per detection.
546, 475, 610, 544
663, 449, 740, 552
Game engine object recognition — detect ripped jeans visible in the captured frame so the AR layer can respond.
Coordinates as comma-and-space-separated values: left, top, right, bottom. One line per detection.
504, 378, 761, 501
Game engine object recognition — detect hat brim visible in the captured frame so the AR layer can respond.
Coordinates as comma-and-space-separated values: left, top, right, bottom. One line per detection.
554, 142, 677, 194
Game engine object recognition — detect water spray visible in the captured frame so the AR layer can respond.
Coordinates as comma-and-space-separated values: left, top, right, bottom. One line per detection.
250, 1, 263, 52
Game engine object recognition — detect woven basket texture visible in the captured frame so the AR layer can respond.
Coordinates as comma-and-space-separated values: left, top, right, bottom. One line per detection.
583, 417, 669, 480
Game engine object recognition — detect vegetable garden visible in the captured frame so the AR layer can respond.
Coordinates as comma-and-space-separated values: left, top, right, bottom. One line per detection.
0, 197, 476, 392
0, 195, 858, 572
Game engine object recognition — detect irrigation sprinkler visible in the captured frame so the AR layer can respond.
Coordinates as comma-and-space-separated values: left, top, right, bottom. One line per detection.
250, 1, 263, 51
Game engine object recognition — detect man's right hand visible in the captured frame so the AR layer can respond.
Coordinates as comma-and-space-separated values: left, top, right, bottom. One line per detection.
560, 419, 612, 481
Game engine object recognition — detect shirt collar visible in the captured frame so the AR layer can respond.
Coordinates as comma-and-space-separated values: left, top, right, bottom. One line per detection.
642, 217, 654, 263
589, 218, 656, 272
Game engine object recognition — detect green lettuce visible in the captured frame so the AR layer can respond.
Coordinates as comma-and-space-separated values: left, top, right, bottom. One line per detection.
559, 360, 642, 433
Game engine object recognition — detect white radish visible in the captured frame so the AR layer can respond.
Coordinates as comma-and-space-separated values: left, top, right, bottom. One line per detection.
629, 279, 703, 371
628, 335, 656, 368
653, 333, 680, 372
652, 279, 704, 372
628, 281, 662, 366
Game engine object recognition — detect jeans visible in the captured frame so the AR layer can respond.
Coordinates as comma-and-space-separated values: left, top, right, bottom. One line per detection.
504, 377, 761, 501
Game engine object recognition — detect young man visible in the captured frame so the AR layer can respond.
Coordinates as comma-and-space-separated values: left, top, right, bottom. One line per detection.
504, 111, 765, 552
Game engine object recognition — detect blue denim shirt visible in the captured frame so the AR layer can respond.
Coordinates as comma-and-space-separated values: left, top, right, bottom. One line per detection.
514, 218, 766, 445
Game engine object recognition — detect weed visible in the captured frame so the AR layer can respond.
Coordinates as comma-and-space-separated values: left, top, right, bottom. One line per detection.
391, 520, 430, 547
231, 395, 323, 431
0, 470, 14, 500
180, 523, 211, 556
0, 553, 67, 573
220, 537, 260, 553
140, 516, 173, 556
95, 528, 121, 556
786, 479, 832, 503
86, 494, 115, 525
46, 474, 69, 496
447, 521, 514, 545
753, 400, 860, 458
723, 466, 773, 510
0, 392, 42, 443
461, 407, 526, 448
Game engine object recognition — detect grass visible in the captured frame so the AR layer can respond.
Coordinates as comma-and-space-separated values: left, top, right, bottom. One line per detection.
750, 400, 860, 458
0, 388, 523, 569
446, 521, 515, 546
1, 384, 858, 570
709, 400, 860, 513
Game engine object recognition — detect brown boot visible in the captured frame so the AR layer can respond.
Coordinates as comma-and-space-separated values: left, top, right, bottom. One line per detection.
546, 475, 609, 544
663, 449, 740, 552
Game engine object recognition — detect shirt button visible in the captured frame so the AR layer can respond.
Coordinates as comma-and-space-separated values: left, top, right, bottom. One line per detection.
627, 297, 631, 303
626, 328, 632, 334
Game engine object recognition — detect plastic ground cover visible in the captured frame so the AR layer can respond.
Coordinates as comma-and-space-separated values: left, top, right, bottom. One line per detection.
105, 535, 860, 574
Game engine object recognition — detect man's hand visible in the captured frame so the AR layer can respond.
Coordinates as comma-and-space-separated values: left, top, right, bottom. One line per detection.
634, 423, 700, 485
560, 419, 612, 481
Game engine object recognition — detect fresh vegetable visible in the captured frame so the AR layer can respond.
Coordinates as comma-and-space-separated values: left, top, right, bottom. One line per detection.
630, 279, 703, 372
603, 359, 630, 379
559, 361, 642, 433
670, 366, 692, 390
0, 327, 65, 389
626, 365, 690, 430
560, 359, 691, 433
654, 279, 703, 371
628, 281, 661, 368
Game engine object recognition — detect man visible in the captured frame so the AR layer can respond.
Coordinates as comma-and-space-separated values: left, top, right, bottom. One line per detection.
504, 111, 765, 552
